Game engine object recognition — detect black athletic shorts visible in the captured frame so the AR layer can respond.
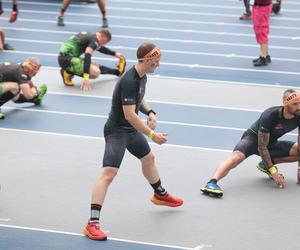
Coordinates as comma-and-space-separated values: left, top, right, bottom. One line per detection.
102, 123, 151, 168
58, 54, 72, 69
233, 129, 295, 159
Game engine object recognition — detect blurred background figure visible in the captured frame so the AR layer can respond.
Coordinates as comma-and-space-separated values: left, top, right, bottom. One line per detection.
240, 0, 282, 20
252, 0, 273, 66
0, 27, 14, 51
0, 0, 19, 23
57, 0, 108, 28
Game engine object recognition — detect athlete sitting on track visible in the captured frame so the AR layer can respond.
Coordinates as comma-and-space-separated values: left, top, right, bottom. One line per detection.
58, 29, 126, 91
201, 89, 300, 197
0, 57, 47, 119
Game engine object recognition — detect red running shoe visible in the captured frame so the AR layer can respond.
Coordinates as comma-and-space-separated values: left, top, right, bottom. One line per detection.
150, 193, 183, 207
83, 221, 107, 241
9, 10, 18, 23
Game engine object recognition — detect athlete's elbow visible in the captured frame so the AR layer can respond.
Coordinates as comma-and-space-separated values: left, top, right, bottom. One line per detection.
124, 113, 135, 122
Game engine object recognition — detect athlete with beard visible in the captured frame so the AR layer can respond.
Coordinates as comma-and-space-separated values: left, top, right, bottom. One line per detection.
201, 89, 300, 197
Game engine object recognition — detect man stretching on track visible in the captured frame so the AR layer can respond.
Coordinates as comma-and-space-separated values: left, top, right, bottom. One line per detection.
201, 89, 300, 197
0, 57, 47, 119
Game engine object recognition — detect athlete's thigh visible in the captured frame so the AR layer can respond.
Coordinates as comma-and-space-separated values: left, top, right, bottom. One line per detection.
127, 131, 151, 159
103, 126, 127, 168
69, 57, 84, 76
1, 82, 19, 93
233, 131, 258, 158
269, 140, 296, 159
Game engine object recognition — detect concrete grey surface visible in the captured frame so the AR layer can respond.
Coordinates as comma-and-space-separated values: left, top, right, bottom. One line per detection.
1, 130, 300, 250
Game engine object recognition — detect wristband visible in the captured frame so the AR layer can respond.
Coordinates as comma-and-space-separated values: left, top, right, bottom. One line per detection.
147, 109, 156, 116
269, 166, 277, 175
83, 73, 90, 80
147, 130, 155, 138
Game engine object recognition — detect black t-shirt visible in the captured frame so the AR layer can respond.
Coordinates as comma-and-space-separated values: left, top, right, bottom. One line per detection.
250, 106, 300, 143
67, 32, 115, 57
107, 66, 147, 128
0, 62, 31, 85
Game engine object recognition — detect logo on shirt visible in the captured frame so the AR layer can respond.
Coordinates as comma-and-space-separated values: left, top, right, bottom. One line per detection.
21, 74, 29, 80
139, 87, 145, 94
124, 97, 134, 102
275, 123, 284, 129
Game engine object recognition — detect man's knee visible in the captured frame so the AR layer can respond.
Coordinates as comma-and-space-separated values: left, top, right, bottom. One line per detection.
230, 151, 245, 165
4, 82, 20, 95
90, 64, 100, 79
142, 152, 155, 165
101, 167, 118, 183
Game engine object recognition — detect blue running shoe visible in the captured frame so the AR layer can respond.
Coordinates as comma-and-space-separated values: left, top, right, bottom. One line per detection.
200, 181, 223, 197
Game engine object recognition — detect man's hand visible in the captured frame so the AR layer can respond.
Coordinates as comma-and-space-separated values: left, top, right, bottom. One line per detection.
152, 132, 167, 145
272, 172, 285, 188
115, 52, 125, 59
147, 113, 157, 130
81, 79, 91, 91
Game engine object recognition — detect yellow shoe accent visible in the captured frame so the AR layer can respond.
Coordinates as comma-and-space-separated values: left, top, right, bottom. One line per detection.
117, 58, 126, 76
60, 69, 74, 86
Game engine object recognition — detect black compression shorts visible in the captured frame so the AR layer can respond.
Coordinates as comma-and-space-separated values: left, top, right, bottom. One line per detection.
102, 123, 151, 168
233, 129, 295, 159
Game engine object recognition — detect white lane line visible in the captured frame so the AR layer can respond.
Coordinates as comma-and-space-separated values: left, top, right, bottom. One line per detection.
42, 67, 300, 89
5, 37, 300, 63
3, 50, 300, 76
11, 1, 300, 15
3, 25, 300, 51
4, 19, 299, 40
0, 127, 232, 153
0, 224, 193, 250
1, 106, 298, 137
45, 91, 264, 112
109, 0, 300, 14
2, 12, 300, 31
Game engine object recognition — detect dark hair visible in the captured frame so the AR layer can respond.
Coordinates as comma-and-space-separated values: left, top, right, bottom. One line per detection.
99, 29, 112, 41
136, 43, 156, 61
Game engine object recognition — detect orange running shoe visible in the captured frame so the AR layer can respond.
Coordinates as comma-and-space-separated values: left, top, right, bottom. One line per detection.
83, 221, 107, 241
9, 10, 18, 23
150, 193, 183, 207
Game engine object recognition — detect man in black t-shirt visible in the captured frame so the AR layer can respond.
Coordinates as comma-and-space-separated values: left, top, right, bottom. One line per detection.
0, 57, 47, 119
83, 43, 183, 241
58, 29, 126, 91
201, 89, 300, 197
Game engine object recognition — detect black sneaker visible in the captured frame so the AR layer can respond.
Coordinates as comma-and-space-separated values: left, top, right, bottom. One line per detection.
253, 56, 269, 66
3, 43, 14, 50
102, 17, 108, 28
253, 55, 271, 63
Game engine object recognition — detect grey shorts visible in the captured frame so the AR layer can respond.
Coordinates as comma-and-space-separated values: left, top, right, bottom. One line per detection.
233, 129, 295, 159
102, 123, 151, 168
